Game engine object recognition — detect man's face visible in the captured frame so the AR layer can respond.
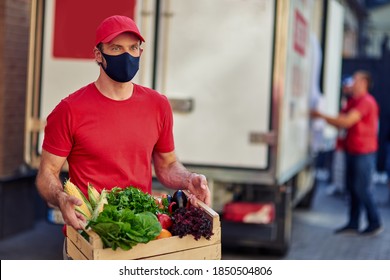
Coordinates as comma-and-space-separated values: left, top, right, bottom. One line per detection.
351, 73, 365, 94
95, 32, 142, 66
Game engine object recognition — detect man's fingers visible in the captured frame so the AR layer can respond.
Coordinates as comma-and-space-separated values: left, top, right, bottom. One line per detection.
68, 196, 82, 206
195, 174, 207, 190
204, 195, 211, 206
200, 176, 208, 190
188, 194, 199, 207
75, 211, 86, 222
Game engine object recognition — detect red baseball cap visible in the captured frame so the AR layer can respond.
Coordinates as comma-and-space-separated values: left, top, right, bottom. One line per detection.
95, 15, 145, 46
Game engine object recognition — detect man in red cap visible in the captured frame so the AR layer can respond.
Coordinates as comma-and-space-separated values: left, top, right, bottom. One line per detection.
36, 15, 210, 231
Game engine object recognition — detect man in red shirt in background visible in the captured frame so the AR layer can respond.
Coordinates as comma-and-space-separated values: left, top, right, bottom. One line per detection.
311, 70, 383, 236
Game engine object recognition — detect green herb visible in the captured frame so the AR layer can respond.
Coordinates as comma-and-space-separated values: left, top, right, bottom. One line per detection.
106, 186, 169, 214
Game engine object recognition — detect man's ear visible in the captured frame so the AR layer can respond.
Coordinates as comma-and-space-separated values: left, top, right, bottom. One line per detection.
93, 47, 103, 65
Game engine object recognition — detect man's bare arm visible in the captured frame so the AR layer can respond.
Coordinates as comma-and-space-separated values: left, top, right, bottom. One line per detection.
153, 150, 211, 205
36, 150, 85, 229
36, 150, 67, 207
311, 109, 361, 129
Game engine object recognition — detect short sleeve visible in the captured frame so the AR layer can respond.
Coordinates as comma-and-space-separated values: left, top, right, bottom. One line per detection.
42, 100, 74, 157
153, 96, 175, 153
354, 96, 374, 118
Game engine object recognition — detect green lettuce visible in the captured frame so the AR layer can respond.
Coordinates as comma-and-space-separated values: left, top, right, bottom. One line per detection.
86, 187, 164, 251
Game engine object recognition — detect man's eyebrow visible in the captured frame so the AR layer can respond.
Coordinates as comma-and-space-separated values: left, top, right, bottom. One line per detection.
131, 42, 141, 46
107, 43, 119, 47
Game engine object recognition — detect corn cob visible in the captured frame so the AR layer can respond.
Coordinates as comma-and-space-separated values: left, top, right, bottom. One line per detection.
91, 189, 108, 221
64, 179, 92, 219
87, 183, 100, 209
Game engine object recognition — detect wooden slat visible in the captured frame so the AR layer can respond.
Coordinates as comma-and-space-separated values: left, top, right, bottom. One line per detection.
86, 229, 104, 248
93, 229, 221, 260
140, 244, 221, 260
67, 238, 88, 260
66, 227, 94, 259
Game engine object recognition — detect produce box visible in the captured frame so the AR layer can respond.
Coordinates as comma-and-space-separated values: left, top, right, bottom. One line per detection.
66, 199, 221, 260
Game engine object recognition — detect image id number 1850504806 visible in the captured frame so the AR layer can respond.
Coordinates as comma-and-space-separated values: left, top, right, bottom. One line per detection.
212, 266, 272, 276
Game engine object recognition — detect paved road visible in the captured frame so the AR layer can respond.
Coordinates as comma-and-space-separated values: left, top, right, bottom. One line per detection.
223, 181, 390, 260
1, 182, 389, 260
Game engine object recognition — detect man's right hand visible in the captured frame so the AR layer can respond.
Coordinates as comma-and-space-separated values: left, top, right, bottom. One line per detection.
310, 110, 322, 119
57, 192, 87, 230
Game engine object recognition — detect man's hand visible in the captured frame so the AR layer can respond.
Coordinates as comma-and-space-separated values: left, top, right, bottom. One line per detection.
310, 110, 322, 118
186, 173, 211, 206
152, 151, 212, 206
57, 192, 87, 230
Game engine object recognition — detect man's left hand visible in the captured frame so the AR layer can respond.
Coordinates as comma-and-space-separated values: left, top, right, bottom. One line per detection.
186, 173, 211, 206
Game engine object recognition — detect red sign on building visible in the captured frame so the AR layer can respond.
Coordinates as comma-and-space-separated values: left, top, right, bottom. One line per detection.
53, 0, 136, 59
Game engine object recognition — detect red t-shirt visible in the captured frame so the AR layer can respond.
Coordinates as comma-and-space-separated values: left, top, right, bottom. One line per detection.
343, 93, 378, 154
42, 83, 175, 196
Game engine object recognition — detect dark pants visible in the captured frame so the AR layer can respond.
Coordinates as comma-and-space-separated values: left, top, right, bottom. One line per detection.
315, 149, 335, 183
376, 117, 390, 172
345, 152, 381, 229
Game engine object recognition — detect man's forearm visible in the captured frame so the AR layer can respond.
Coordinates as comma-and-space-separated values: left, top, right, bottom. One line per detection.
316, 109, 360, 129
154, 161, 193, 190
322, 114, 342, 128
36, 169, 64, 208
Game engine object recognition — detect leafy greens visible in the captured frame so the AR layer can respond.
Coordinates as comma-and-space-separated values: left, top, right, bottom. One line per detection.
86, 186, 163, 250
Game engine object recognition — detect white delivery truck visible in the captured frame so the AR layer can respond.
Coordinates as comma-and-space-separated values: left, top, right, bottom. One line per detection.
26, 0, 344, 254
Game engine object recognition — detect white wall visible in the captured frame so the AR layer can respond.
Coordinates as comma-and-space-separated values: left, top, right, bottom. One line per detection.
366, 3, 390, 57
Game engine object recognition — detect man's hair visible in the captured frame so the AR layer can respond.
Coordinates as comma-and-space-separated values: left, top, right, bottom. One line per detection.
95, 43, 103, 66
96, 43, 103, 52
356, 70, 373, 90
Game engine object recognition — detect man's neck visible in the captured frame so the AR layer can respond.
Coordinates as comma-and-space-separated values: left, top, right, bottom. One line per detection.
353, 90, 367, 99
95, 75, 134, 100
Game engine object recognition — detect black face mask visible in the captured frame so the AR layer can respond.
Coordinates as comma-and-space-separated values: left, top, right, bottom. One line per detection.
101, 52, 140, 83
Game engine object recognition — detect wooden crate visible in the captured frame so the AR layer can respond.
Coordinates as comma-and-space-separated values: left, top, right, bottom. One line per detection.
66, 200, 221, 260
